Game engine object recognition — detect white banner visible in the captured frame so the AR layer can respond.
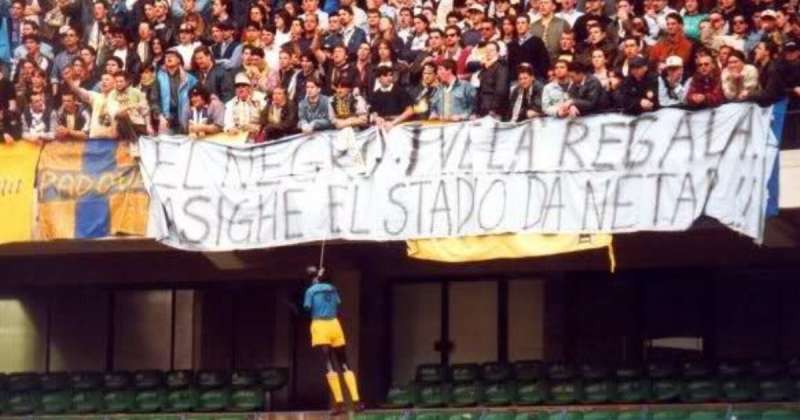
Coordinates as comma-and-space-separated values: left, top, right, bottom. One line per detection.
139, 103, 779, 251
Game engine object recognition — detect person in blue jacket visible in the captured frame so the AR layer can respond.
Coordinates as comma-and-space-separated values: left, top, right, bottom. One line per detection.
303, 266, 363, 415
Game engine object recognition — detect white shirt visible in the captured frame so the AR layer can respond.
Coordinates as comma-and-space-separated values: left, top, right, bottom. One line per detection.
557, 9, 584, 26
113, 48, 129, 69
175, 42, 202, 70
301, 10, 330, 30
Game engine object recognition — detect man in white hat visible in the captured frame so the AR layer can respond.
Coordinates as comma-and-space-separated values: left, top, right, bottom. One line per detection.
223, 73, 265, 140
658, 55, 689, 107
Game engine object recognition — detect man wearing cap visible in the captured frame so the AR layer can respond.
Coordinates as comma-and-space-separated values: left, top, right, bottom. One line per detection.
329, 78, 368, 130
617, 55, 659, 114
658, 55, 689, 107
223, 72, 264, 138
183, 85, 225, 138
462, 4, 486, 47
153, 49, 198, 134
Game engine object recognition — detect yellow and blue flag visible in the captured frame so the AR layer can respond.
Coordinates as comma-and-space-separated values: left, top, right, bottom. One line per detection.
36, 140, 149, 239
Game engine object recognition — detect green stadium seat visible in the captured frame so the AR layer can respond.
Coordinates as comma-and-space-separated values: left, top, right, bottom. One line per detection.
485, 381, 516, 406
514, 411, 547, 420
752, 361, 791, 401
385, 384, 416, 408
416, 383, 450, 408
450, 381, 482, 407
547, 363, 581, 404
581, 364, 615, 403
651, 410, 689, 420
545, 411, 582, 420
229, 370, 264, 411
510, 361, 544, 406
648, 363, 682, 403
215, 413, 251, 420
384, 411, 413, 420
165, 371, 198, 412
69, 372, 104, 414
761, 410, 798, 420
133, 370, 166, 413
681, 362, 720, 403
103, 372, 135, 413
449, 364, 482, 407
258, 368, 289, 392
615, 366, 649, 403
195, 371, 231, 412
41, 373, 72, 414
583, 411, 617, 420
417, 365, 449, 384
7, 390, 42, 414
718, 361, 756, 402
482, 363, 513, 383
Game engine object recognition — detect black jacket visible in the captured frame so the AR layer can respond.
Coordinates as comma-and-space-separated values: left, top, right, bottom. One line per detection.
568, 75, 608, 115
617, 72, 660, 115
508, 35, 550, 81
0, 110, 23, 140
476, 60, 510, 117
506, 81, 544, 121
194, 64, 235, 102
259, 101, 299, 141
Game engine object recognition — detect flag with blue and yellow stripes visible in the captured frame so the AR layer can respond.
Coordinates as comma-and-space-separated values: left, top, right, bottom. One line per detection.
37, 139, 149, 239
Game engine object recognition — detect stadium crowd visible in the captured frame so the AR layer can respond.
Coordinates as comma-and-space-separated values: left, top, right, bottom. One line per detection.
0, 0, 799, 145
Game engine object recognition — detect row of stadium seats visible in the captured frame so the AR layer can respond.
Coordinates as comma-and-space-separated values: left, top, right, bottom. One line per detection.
0, 369, 288, 415
384, 360, 800, 408
358, 409, 799, 420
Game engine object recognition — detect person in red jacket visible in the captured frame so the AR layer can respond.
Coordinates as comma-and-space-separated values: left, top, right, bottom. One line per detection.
686, 53, 725, 109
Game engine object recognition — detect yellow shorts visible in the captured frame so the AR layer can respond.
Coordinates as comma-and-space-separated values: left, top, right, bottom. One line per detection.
310, 318, 347, 348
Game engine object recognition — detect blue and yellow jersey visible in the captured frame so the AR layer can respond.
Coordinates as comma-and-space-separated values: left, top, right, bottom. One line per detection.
303, 283, 340, 320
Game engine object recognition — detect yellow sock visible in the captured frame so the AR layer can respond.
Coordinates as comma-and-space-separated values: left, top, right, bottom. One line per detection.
326, 371, 344, 403
343, 370, 360, 402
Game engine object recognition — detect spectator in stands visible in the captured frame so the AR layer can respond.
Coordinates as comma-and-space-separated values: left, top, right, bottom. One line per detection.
680, 0, 708, 41
224, 73, 265, 138
430, 59, 474, 121
298, 77, 333, 133
210, 22, 242, 70
153, 49, 198, 134
441, 25, 472, 80
558, 0, 584, 27
68, 72, 117, 139
52, 27, 81, 87
111, 72, 150, 141
721, 49, 759, 101
54, 91, 90, 141
324, 44, 357, 95
407, 62, 438, 120
510, 14, 550, 80
21, 91, 56, 141
368, 65, 412, 129
0, 0, 26, 66
686, 52, 724, 108
13, 35, 52, 81
590, 48, 618, 92
650, 13, 694, 69
192, 46, 234, 103
751, 41, 778, 93
330, 78, 368, 129
542, 59, 574, 117
618, 55, 659, 114
102, 26, 142, 75
567, 60, 608, 115
573, 0, 612, 45
257, 86, 299, 141
0, 105, 22, 143
556, 30, 578, 62
507, 63, 543, 122
580, 23, 618, 65
338, 6, 367, 56
14, 21, 55, 61
531, 0, 571, 62
277, 49, 301, 101
184, 85, 224, 138
658, 55, 689, 107
475, 41, 509, 117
